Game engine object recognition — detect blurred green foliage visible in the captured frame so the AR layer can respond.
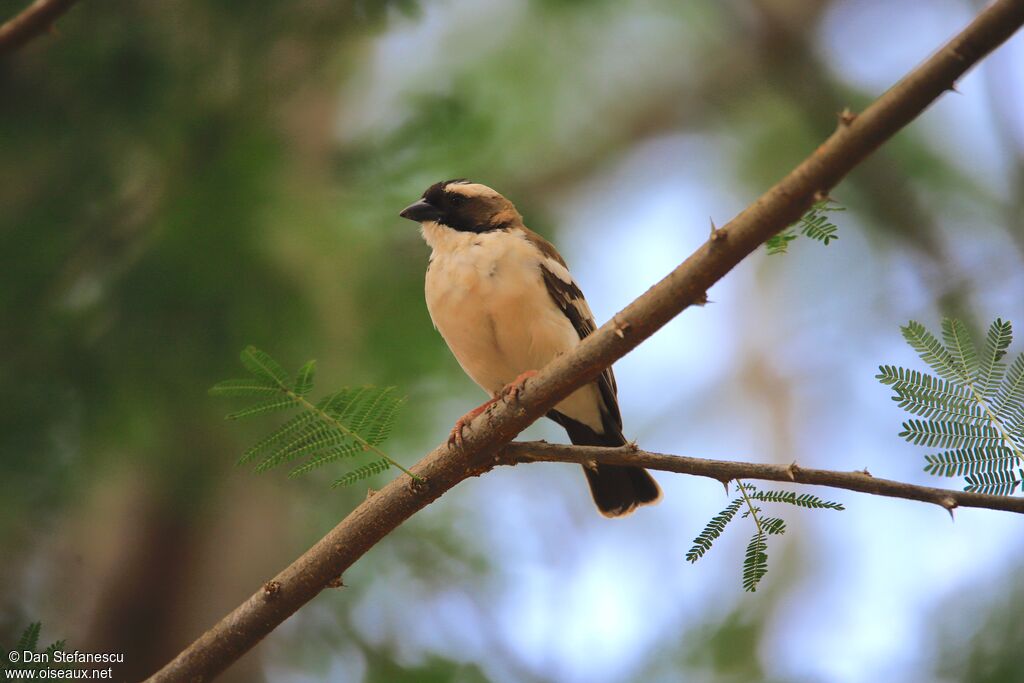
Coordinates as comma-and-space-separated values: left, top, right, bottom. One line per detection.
931, 569, 1024, 683
1, 0, 1022, 681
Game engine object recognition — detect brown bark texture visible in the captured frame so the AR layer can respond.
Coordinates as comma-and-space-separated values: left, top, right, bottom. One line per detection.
0, 0, 80, 56
147, 1, 1024, 680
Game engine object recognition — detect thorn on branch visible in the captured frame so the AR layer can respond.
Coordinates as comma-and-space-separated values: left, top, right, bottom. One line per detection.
262, 581, 281, 599
857, 467, 873, 477
613, 316, 632, 339
786, 462, 800, 481
940, 497, 958, 521
721, 479, 731, 495
709, 217, 727, 243
627, 440, 639, 451
694, 292, 710, 306
839, 108, 858, 126
365, 487, 377, 500
327, 576, 345, 589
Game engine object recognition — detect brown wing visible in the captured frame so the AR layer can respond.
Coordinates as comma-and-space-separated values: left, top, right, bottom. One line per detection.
538, 255, 624, 435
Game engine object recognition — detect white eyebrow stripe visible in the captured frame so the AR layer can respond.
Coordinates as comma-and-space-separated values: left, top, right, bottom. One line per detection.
446, 182, 500, 198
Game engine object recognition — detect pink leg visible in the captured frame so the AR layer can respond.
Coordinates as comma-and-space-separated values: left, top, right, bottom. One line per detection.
448, 396, 499, 449
447, 371, 539, 449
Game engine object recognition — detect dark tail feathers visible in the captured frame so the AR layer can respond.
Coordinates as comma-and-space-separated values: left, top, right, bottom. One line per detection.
548, 411, 662, 517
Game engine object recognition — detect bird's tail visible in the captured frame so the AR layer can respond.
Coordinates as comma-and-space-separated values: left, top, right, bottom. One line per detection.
548, 411, 662, 517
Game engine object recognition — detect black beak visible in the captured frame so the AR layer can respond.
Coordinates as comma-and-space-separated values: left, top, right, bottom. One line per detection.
399, 199, 443, 223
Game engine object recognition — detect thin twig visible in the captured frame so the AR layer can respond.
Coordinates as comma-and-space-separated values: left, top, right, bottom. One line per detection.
146, 2, 1024, 680
736, 480, 767, 535
0, 0, 81, 56
502, 442, 1024, 514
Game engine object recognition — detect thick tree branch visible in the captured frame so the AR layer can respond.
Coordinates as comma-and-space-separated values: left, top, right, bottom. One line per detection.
147, 2, 1024, 680
503, 442, 1024, 515
0, 0, 80, 57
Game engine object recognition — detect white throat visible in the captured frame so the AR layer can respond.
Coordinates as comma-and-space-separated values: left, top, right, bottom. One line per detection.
420, 220, 478, 255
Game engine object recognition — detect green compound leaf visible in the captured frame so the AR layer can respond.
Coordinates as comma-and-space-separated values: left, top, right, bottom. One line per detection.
880, 318, 1024, 496
976, 319, 1012, 399
212, 348, 410, 485
876, 366, 983, 423
766, 199, 844, 255
293, 359, 316, 396
240, 346, 289, 386
209, 378, 281, 397
688, 481, 842, 592
332, 459, 391, 488
226, 397, 295, 420
924, 447, 1017, 477
16, 622, 41, 653
686, 498, 744, 563
742, 531, 768, 592
9, 623, 65, 673
901, 321, 964, 383
238, 412, 319, 464
288, 444, 365, 478
941, 318, 978, 381
899, 419, 1003, 449
765, 232, 798, 255
992, 354, 1024, 418
255, 423, 347, 473
748, 489, 844, 510
964, 469, 1022, 496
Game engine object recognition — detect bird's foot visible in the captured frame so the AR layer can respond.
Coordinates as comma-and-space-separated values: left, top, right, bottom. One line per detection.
448, 397, 499, 449
447, 371, 538, 449
501, 370, 539, 402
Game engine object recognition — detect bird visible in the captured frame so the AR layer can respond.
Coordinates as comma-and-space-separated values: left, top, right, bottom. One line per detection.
399, 179, 661, 517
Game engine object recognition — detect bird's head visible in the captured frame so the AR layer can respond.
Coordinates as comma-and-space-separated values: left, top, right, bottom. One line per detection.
399, 179, 522, 232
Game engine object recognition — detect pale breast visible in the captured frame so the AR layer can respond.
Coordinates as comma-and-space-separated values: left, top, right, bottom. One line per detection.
422, 225, 605, 431
424, 227, 579, 392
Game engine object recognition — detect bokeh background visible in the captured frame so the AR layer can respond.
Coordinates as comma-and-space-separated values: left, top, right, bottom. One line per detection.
2, 0, 1023, 681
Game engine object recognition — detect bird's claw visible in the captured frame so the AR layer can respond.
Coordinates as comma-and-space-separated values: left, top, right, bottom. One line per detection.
447, 371, 537, 450
447, 397, 498, 450
448, 417, 470, 449
501, 370, 539, 402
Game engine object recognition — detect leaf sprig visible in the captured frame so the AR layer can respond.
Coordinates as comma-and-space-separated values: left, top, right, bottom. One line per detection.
3, 623, 65, 673
878, 318, 1024, 495
687, 481, 843, 592
210, 347, 415, 487
766, 198, 844, 255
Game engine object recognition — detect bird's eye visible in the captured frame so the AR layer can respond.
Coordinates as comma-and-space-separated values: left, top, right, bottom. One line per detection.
450, 195, 466, 207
